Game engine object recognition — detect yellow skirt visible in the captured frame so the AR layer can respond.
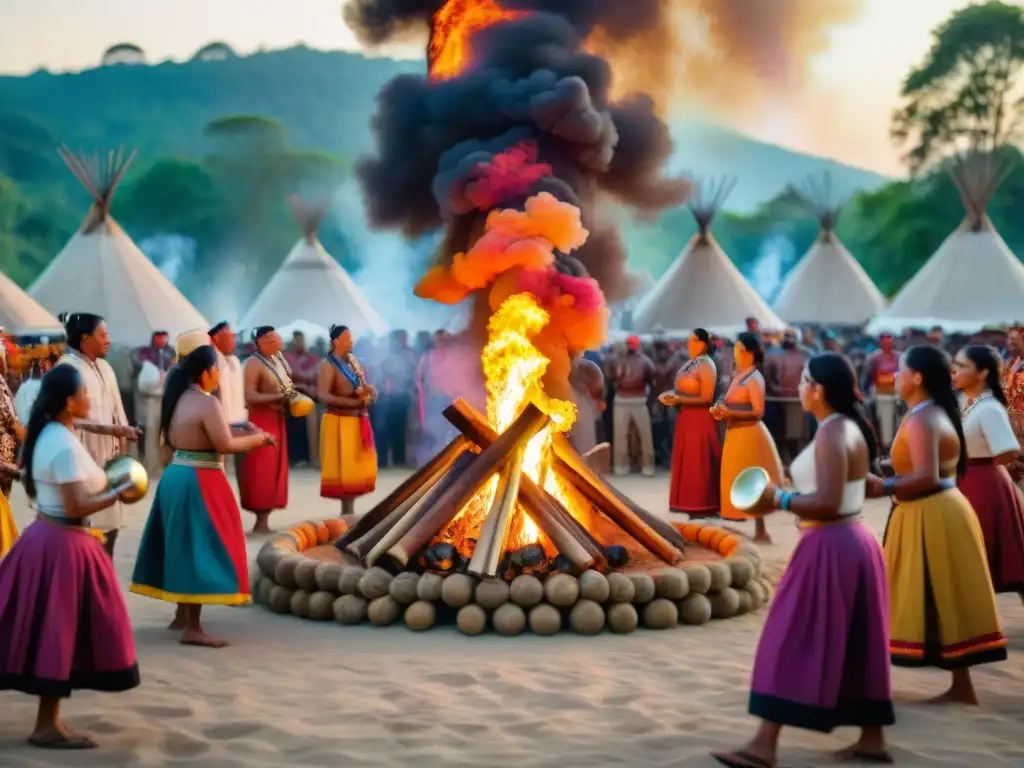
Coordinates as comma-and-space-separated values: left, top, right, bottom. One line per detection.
0, 492, 19, 557
885, 488, 1007, 669
719, 421, 783, 520
320, 412, 377, 500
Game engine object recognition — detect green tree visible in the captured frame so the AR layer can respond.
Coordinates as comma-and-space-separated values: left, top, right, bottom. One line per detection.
121, 158, 222, 242
891, 1, 1024, 174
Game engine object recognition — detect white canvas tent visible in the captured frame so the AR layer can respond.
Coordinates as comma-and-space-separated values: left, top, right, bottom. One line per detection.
774, 173, 885, 326
633, 177, 783, 337
0, 271, 61, 333
29, 146, 208, 347
868, 151, 1024, 334
239, 197, 388, 340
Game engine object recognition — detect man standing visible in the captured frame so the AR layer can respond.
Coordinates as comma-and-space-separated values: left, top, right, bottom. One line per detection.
239, 326, 291, 533
133, 331, 174, 470
59, 312, 139, 556
210, 322, 247, 427
608, 335, 655, 477
862, 332, 901, 454
377, 330, 418, 468
283, 331, 320, 468
769, 329, 810, 466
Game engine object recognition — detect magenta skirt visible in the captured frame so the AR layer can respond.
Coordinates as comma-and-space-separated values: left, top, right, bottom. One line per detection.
750, 520, 894, 732
0, 519, 140, 697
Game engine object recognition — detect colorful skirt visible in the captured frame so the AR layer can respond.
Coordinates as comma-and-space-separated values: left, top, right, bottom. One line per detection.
0, 492, 17, 557
669, 406, 721, 516
719, 421, 783, 521
320, 411, 377, 500
131, 451, 250, 605
0, 518, 139, 697
238, 405, 288, 513
750, 519, 893, 732
884, 486, 1007, 668
959, 459, 1024, 593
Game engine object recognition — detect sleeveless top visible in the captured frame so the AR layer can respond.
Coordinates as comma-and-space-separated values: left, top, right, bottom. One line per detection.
789, 414, 865, 516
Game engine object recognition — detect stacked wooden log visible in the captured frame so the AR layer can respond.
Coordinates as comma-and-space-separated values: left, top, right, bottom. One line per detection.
253, 518, 772, 635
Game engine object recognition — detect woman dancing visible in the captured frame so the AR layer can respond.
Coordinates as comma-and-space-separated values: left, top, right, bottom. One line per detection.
0, 364, 140, 748
131, 345, 273, 648
869, 345, 1006, 705
952, 345, 1024, 598
716, 332, 782, 543
712, 353, 893, 768
660, 328, 720, 516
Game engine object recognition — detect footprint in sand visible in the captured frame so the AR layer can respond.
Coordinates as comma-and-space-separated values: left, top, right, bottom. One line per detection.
425, 671, 477, 688
203, 721, 264, 740
160, 734, 210, 758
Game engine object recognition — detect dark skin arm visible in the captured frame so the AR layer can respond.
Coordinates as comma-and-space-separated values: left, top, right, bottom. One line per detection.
751, 419, 860, 520
244, 360, 286, 406
316, 363, 363, 409
866, 410, 946, 499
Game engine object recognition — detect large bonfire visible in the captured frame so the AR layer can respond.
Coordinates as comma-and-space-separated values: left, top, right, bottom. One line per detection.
337, 0, 693, 579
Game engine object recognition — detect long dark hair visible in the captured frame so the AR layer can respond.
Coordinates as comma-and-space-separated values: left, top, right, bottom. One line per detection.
736, 331, 764, 370
961, 345, 1007, 406
807, 353, 879, 463
692, 327, 711, 355
21, 364, 83, 499
160, 345, 218, 448
904, 345, 968, 476
57, 312, 104, 352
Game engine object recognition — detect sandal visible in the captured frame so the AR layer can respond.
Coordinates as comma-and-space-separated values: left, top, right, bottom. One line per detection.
711, 750, 776, 768
28, 731, 98, 750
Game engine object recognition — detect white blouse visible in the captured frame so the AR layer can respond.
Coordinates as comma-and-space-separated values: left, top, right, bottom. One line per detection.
789, 414, 865, 515
32, 422, 108, 517
962, 394, 1019, 458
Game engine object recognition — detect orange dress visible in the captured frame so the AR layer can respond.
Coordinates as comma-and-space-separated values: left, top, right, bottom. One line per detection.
719, 370, 783, 521
668, 357, 721, 515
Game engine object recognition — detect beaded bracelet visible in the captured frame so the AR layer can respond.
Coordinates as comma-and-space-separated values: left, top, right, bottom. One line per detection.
772, 486, 784, 508
780, 491, 794, 511
882, 477, 896, 495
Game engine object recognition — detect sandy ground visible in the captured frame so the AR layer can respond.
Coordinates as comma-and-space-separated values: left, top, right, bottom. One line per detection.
1, 468, 1023, 767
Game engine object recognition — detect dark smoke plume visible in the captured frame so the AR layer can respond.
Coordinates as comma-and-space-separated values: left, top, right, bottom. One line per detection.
345, 0, 691, 302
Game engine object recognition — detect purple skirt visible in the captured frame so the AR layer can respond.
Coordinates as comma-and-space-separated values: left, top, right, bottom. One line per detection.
0, 519, 140, 698
750, 520, 894, 732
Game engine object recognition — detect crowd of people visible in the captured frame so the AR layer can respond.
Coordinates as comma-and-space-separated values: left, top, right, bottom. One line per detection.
0, 311, 1022, 757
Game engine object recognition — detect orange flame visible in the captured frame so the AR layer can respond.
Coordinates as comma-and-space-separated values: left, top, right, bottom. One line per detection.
428, 0, 527, 80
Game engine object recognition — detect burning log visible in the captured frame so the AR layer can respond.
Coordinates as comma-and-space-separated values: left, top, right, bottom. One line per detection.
345, 451, 468, 561
334, 436, 470, 552
362, 453, 476, 567
443, 399, 605, 564
550, 434, 683, 564
387, 404, 550, 568
467, 448, 524, 578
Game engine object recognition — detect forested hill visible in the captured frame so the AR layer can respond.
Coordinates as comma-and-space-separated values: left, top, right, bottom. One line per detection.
0, 46, 887, 211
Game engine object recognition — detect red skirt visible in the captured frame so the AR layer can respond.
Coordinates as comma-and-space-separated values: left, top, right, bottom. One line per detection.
959, 460, 1024, 593
238, 405, 288, 513
669, 406, 722, 516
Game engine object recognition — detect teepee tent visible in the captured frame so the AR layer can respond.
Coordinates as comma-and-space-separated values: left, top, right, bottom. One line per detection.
239, 196, 388, 339
633, 177, 783, 336
0, 271, 61, 332
774, 173, 885, 326
868, 151, 1024, 333
29, 146, 208, 347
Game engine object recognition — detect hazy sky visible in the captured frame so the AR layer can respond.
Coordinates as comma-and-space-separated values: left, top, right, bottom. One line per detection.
0, 0, 973, 176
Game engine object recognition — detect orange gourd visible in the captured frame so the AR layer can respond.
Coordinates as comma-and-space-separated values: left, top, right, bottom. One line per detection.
315, 521, 331, 545
697, 526, 716, 548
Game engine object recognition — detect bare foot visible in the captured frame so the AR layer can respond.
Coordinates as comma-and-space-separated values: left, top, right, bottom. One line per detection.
28, 724, 97, 750
753, 534, 773, 544
710, 749, 775, 768
926, 688, 979, 706
180, 629, 229, 648
167, 617, 186, 631
251, 522, 272, 535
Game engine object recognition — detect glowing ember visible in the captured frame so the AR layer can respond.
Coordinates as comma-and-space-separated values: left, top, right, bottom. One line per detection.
428, 0, 527, 80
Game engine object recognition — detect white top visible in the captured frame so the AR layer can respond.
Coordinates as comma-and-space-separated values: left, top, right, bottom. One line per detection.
32, 422, 108, 517
789, 415, 866, 515
962, 393, 1019, 458
215, 349, 247, 424
58, 350, 127, 531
